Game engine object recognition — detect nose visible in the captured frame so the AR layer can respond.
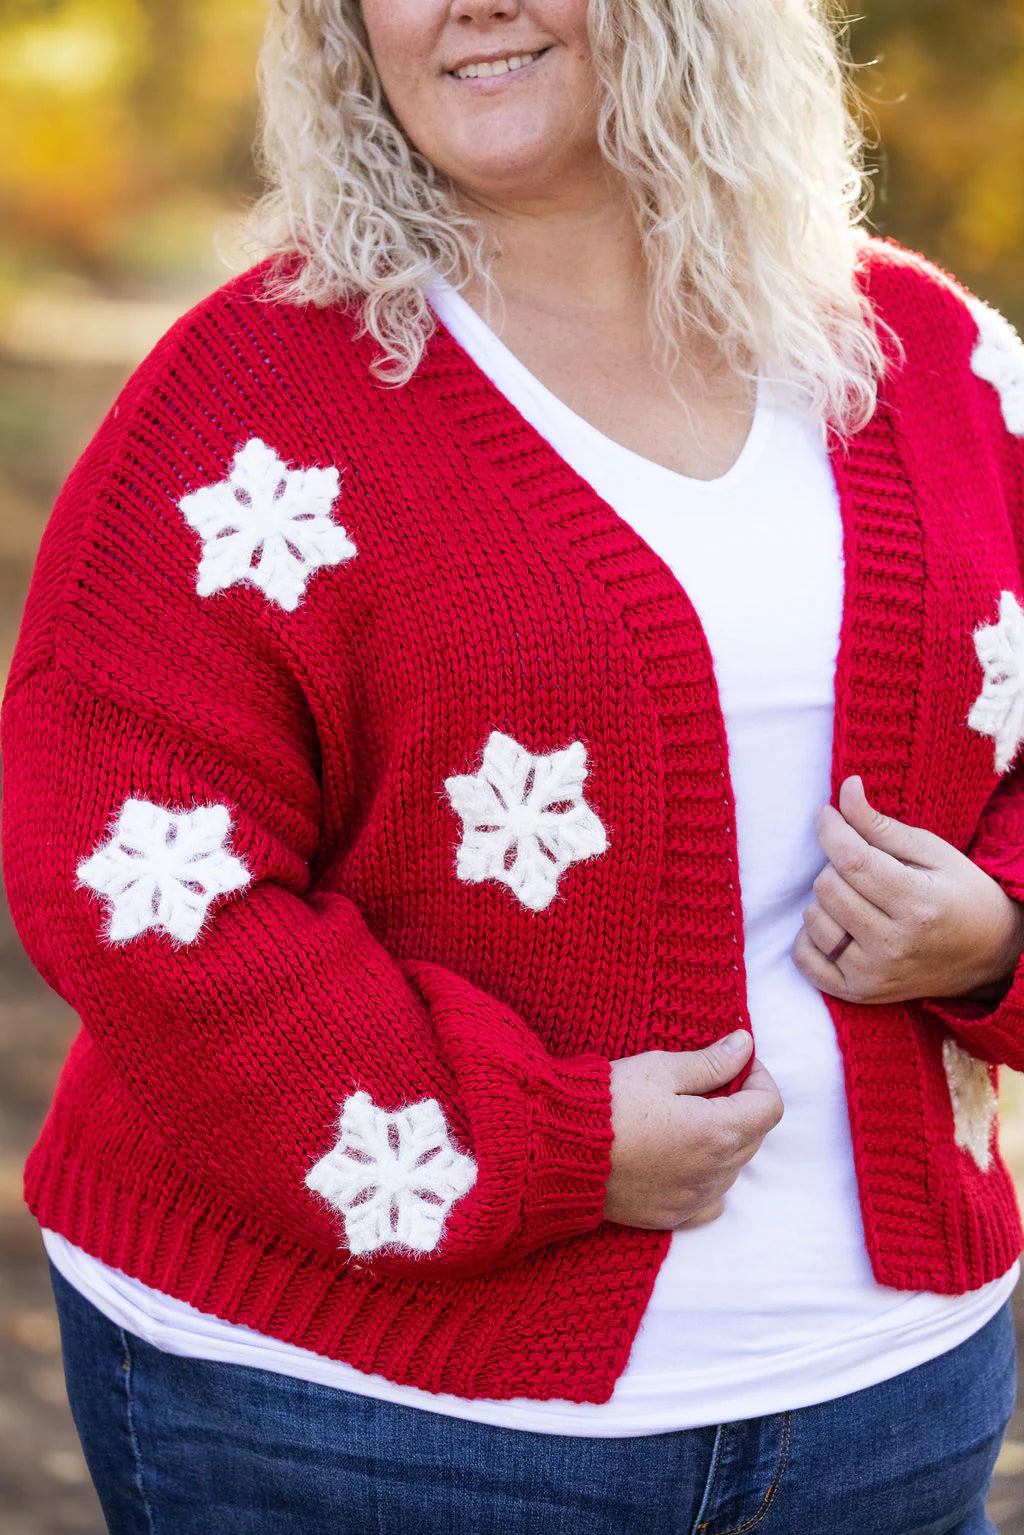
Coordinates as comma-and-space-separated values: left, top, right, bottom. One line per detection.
450, 0, 521, 18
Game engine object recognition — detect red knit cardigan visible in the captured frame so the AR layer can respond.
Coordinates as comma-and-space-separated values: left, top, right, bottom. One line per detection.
4, 237, 1024, 1405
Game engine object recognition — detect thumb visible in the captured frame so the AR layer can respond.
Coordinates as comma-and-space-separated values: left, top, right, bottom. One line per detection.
837, 775, 945, 869
674, 1030, 753, 1096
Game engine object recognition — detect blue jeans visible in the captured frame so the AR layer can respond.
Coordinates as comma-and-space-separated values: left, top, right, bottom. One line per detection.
48, 1258, 1016, 1534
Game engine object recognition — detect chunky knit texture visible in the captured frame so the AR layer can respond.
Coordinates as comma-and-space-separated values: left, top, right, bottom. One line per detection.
4, 237, 1024, 1404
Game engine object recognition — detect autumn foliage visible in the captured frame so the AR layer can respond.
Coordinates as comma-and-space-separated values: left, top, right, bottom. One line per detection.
0, 0, 1020, 321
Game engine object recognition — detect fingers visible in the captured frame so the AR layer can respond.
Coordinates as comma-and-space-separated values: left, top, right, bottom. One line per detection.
799, 895, 848, 958
837, 776, 948, 869
669, 1031, 753, 1097
814, 803, 911, 919
791, 923, 852, 997
814, 776, 954, 921
806, 864, 884, 948
709, 1053, 784, 1140
732, 1052, 781, 1100
675, 1198, 725, 1230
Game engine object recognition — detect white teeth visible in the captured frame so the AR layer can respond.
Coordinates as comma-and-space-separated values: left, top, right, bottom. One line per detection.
452, 51, 543, 80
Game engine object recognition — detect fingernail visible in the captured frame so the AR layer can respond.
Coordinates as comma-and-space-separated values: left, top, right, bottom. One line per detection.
722, 1030, 748, 1055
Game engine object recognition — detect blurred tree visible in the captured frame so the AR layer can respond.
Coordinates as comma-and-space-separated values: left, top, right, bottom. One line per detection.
0, 0, 263, 285
850, 0, 1024, 321
0, 0, 1020, 320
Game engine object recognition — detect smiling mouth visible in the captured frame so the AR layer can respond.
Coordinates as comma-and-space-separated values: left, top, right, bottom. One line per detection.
448, 47, 551, 82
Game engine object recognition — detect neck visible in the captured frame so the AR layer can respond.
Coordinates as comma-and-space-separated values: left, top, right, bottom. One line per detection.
454, 165, 648, 323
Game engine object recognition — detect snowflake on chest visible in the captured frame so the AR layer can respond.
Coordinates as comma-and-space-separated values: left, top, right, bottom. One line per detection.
305, 1092, 477, 1256
76, 798, 251, 945
443, 730, 609, 912
968, 590, 1024, 774
178, 438, 357, 611
968, 296, 1024, 437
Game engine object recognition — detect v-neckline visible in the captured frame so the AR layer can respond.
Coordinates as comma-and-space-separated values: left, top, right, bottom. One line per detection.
425, 279, 774, 494
418, 285, 930, 823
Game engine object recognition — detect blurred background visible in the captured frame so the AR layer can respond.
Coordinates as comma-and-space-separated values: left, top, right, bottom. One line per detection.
1, 1, 1023, 1530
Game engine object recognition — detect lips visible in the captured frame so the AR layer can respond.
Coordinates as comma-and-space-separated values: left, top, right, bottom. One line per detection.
447, 46, 551, 81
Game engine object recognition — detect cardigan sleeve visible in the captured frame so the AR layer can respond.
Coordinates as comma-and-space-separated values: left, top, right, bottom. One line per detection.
913, 292, 1024, 1068
0, 300, 614, 1283
914, 765, 1024, 1069
0, 658, 614, 1280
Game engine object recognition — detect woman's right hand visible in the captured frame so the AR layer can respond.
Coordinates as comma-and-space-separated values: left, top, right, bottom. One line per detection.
603, 1033, 783, 1231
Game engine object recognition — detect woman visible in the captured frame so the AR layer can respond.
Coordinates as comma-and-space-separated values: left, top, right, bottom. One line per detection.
4, 0, 1024, 1529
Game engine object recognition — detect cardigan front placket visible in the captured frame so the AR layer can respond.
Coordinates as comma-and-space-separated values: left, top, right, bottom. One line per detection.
411, 313, 1018, 1293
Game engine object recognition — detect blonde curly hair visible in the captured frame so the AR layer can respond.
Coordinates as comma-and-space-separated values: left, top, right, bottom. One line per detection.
242, 0, 893, 434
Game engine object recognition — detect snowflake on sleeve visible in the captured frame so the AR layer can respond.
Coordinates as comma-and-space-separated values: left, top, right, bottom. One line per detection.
967, 591, 1024, 773
76, 798, 251, 945
444, 730, 608, 912
967, 297, 1024, 437
305, 1091, 477, 1256
178, 438, 357, 611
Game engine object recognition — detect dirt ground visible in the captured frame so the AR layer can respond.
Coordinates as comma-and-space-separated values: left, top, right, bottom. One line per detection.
4, 341, 1024, 1534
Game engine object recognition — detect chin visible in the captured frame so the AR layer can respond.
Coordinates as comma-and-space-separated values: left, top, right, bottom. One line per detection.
447, 142, 574, 196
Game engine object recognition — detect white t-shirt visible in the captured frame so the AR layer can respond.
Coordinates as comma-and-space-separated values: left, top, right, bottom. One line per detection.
43, 280, 1019, 1436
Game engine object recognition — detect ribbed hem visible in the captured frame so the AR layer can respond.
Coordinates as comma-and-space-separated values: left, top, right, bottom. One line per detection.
23, 1107, 664, 1403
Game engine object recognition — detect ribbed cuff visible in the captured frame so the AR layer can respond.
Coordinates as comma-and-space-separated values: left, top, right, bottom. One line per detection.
514, 1053, 614, 1252
916, 936, 1024, 1069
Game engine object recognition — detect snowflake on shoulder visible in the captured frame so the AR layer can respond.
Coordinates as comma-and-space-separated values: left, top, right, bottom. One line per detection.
178, 438, 357, 611
444, 730, 608, 912
76, 798, 250, 945
305, 1092, 477, 1256
968, 296, 1024, 437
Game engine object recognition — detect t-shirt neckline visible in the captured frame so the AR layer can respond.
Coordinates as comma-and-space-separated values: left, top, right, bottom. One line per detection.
426, 278, 775, 494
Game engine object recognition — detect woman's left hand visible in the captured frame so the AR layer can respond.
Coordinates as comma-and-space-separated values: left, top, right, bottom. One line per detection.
791, 775, 1024, 1005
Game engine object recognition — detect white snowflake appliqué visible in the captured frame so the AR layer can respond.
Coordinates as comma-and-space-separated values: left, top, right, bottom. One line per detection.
178, 438, 357, 611
76, 798, 251, 945
968, 590, 1024, 773
968, 296, 1024, 436
943, 1036, 997, 1173
305, 1091, 477, 1256
444, 730, 608, 913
